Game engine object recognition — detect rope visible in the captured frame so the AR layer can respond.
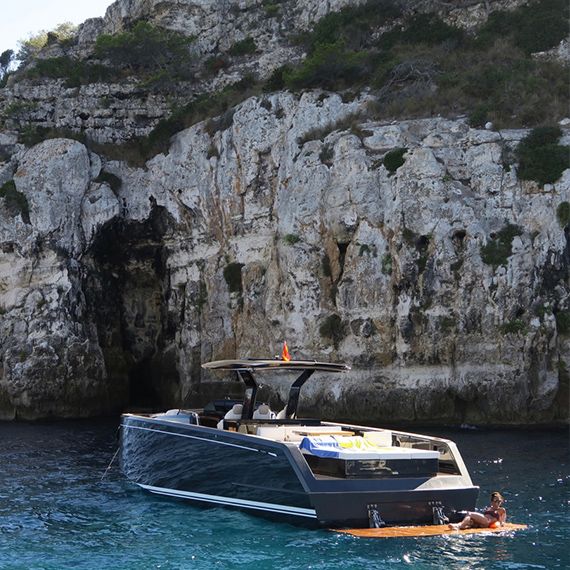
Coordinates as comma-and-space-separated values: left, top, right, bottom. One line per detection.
100, 446, 120, 482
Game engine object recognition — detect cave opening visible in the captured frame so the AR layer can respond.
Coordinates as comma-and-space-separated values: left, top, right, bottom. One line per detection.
83, 205, 180, 412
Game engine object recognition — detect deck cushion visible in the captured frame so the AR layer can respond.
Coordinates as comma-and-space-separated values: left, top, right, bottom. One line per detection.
299, 435, 439, 460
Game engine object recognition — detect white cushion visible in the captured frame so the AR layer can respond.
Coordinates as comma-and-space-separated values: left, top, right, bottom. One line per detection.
253, 404, 274, 420
224, 404, 243, 420
362, 430, 392, 447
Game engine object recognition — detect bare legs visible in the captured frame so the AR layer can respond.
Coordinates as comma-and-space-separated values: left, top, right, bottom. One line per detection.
449, 512, 490, 530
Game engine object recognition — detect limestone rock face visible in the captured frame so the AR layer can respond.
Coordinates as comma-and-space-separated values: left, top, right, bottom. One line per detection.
0, 139, 120, 419
0, 91, 568, 423
0, 0, 567, 423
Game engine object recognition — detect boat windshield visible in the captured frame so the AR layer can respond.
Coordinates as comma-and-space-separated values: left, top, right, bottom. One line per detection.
202, 359, 350, 420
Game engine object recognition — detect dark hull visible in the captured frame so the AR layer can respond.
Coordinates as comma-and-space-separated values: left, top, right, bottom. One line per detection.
120, 415, 478, 528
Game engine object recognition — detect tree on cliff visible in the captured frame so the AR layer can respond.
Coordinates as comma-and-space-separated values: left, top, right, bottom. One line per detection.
16, 23, 77, 66
94, 21, 193, 75
0, 49, 14, 84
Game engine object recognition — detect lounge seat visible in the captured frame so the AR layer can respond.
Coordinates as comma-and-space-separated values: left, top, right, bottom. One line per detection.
299, 435, 440, 460
252, 404, 274, 420
217, 403, 243, 429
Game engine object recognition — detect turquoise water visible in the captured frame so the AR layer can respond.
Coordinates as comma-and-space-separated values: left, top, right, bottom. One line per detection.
0, 420, 568, 570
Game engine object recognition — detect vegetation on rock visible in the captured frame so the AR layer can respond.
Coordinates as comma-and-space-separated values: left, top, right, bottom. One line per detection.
17, 22, 77, 65
499, 319, 527, 335
556, 311, 570, 335
0, 50, 14, 87
95, 22, 193, 77
0, 180, 30, 223
319, 313, 345, 347
383, 148, 407, 173
2, 0, 568, 166
94, 171, 122, 193
283, 0, 568, 129
381, 253, 392, 275
228, 37, 257, 57
283, 234, 300, 245
480, 224, 523, 268
223, 262, 245, 294
26, 57, 114, 87
557, 202, 570, 227
516, 126, 569, 186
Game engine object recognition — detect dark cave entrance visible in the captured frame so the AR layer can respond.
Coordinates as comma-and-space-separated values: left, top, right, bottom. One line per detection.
83, 205, 180, 411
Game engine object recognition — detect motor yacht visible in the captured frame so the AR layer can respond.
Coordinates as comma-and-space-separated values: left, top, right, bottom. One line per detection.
120, 358, 478, 528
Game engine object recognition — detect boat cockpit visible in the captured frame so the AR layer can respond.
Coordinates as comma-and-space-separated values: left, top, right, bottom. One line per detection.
148, 359, 467, 482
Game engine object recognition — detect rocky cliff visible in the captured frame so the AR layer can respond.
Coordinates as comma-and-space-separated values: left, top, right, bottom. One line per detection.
0, 0, 568, 423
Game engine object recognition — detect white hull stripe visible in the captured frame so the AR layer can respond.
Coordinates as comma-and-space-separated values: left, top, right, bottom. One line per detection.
124, 423, 276, 455
139, 484, 317, 519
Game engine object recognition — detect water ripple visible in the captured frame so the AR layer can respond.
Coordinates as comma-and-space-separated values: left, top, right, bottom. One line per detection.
0, 421, 568, 570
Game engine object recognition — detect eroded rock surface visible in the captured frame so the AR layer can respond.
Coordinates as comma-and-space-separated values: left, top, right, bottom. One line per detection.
0, 92, 568, 423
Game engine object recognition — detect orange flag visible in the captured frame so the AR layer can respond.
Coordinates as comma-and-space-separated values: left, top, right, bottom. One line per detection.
281, 341, 291, 361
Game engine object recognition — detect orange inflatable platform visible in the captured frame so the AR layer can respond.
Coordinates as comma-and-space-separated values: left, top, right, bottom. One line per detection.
336, 523, 528, 538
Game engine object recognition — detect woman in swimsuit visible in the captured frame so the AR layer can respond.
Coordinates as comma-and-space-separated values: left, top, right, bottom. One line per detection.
449, 491, 507, 530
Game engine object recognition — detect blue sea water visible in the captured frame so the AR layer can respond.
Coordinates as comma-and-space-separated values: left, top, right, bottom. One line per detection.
0, 420, 568, 570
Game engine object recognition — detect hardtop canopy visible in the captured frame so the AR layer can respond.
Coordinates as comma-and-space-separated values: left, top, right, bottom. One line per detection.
202, 359, 350, 420
202, 359, 350, 373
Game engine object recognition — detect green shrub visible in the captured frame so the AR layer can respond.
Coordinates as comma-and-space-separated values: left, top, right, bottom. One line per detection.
480, 224, 523, 268
0, 180, 30, 223
440, 316, 456, 332
105, 77, 260, 165
94, 171, 122, 192
17, 23, 77, 65
402, 227, 416, 246
383, 147, 407, 173
476, 0, 569, 55
1, 100, 37, 119
228, 37, 257, 57
297, 113, 362, 145
203, 56, 228, 75
263, 65, 291, 92
319, 313, 345, 346
27, 57, 114, 86
378, 13, 465, 50
205, 109, 235, 136
381, 253, 392, 275
263, 2, 281, 18
358, 244, 377, 257
319, 144, 334, 165
305, 0, 401, 54
196, 280, 208, 310
557, 202, 570, 227
95, 21, 193, 77
18, 125, 86, 147
284, 42, 370, 91
468, 105, 490, 128
516, 126, 569, 185
520, 125, 562, 148
556, 310, 570, 335
499, 319, 527, 335
223, 262, 245, 293
0, 49, 14, 85
283, 234, 300, 245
